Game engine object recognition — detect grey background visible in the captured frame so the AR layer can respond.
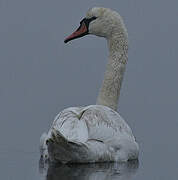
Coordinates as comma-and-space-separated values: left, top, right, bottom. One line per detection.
0, 0, 177, 179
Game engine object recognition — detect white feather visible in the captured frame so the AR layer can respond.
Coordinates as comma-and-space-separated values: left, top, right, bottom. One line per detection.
41, 105, 138, 163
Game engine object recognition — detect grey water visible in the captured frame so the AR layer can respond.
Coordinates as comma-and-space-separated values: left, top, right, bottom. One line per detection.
40, 160, 139, 180
0, 0, 178, 179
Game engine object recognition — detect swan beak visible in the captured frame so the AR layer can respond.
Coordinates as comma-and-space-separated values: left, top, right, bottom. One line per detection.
64, 20, 88, 43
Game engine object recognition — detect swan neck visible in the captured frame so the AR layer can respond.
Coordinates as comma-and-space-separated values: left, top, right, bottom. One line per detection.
96, 33, 128, 111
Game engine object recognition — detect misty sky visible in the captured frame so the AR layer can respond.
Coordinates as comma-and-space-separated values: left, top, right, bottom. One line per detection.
0, 1, 178, 178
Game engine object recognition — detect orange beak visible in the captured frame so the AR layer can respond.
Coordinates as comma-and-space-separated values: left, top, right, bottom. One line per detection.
64, 21, 88, 43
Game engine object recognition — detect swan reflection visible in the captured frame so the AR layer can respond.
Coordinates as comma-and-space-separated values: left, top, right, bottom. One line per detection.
39, 159, 139, 180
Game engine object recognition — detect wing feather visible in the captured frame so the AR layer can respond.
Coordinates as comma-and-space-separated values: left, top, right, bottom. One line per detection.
51, 105, 134, 145
51, 107, 88, 143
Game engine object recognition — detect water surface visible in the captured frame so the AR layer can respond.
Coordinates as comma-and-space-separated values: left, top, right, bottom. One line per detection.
42, 160, 139, 180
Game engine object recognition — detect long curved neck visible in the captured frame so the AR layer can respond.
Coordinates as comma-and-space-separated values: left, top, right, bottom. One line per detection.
96, 32, 128, 111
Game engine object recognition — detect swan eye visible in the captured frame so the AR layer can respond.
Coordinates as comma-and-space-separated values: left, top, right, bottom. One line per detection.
86, 16, 97, 24
80, 16, 97, 24
78, 16, 97, 30
88, 16, 97, 21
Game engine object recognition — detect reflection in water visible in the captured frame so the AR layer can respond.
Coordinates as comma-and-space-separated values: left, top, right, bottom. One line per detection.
39, 158, 139, 180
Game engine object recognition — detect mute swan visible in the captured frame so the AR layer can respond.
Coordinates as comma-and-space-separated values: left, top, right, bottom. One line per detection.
40, 7, 139, 163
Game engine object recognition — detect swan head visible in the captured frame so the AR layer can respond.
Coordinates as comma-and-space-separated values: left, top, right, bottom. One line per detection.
64, 7, 127, 43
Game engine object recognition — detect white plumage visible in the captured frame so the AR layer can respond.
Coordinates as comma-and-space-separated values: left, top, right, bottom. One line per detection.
40, 7, 139, 163
41, 105, 138, 163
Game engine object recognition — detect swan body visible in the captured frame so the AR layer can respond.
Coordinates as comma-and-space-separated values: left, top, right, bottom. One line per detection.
40, 7, 139, 163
